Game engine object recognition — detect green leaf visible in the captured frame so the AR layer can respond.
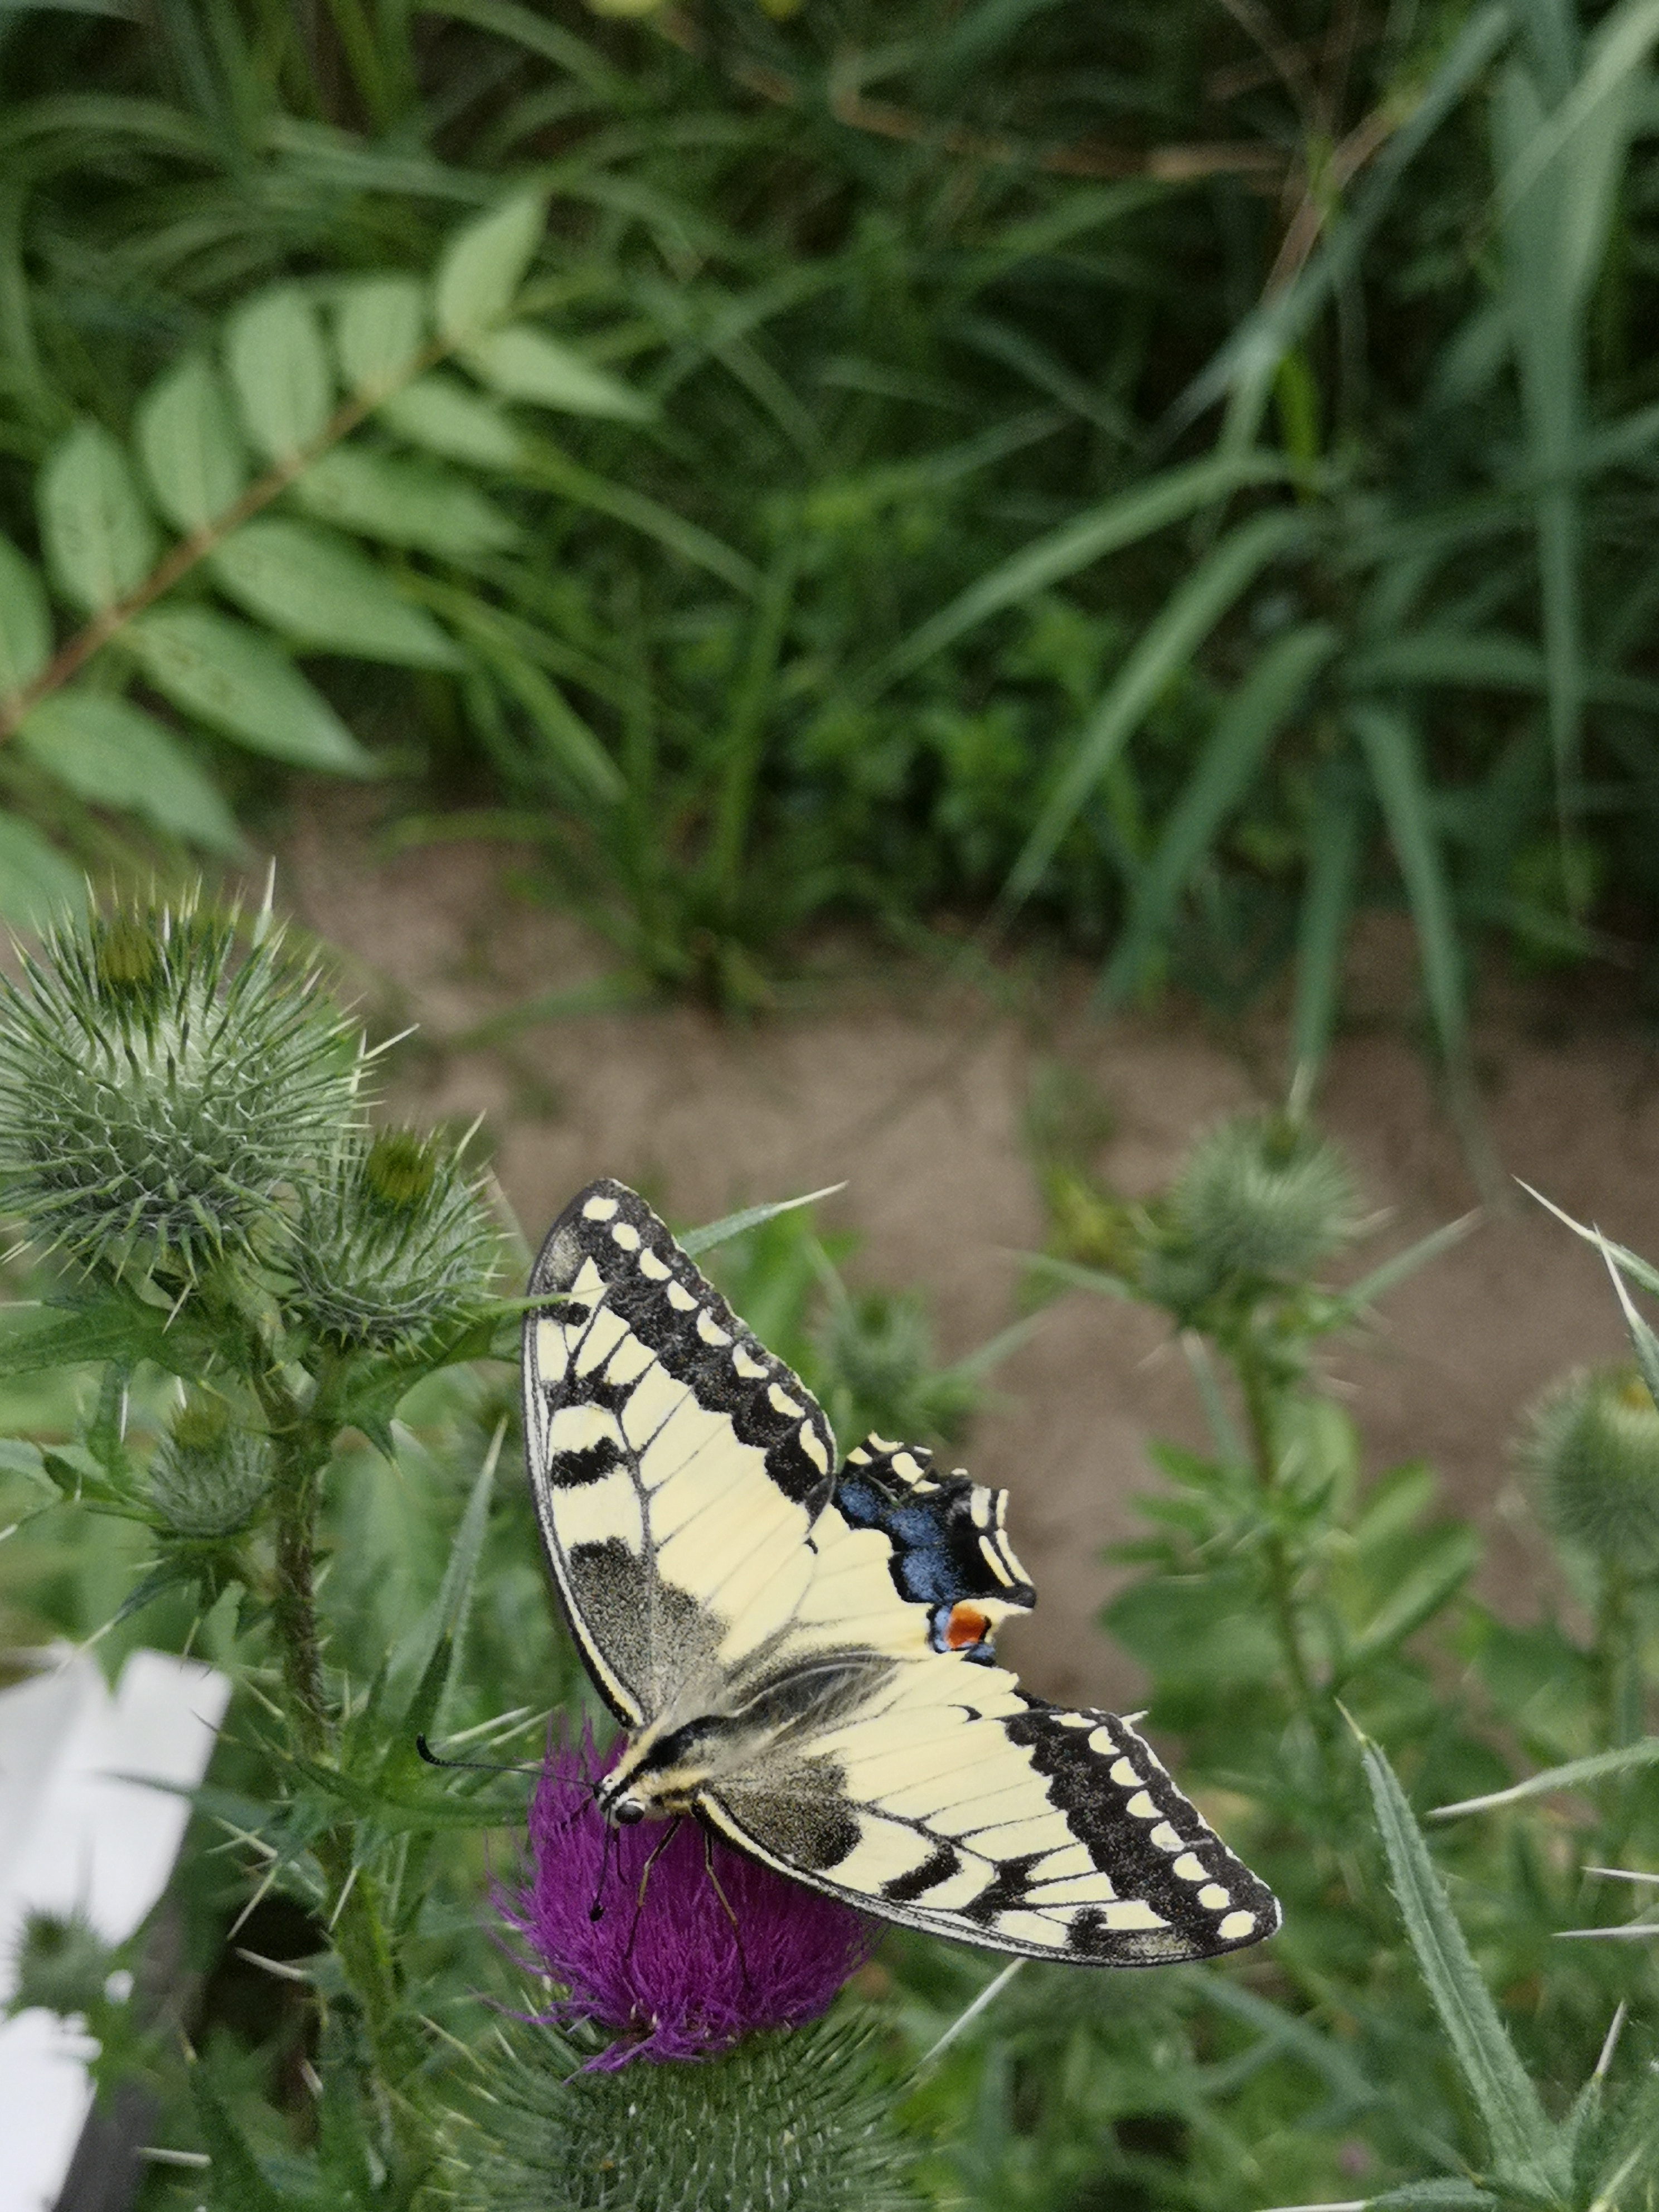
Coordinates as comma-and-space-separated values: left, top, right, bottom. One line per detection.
1591, 1231, 1659, 1416
1361, 1736, 1568, 2193
1102, 622, 1337, 1001
1516, 1183, 1659, 1299
208, 518, 460, 668
0, 535, 52, 698
226, 287, 333, 465
1433, 1736, 1659, 1818
434, 186, 546, 341
188, 2057, 287, 2212
384, 1424, 503, 1736
38, 423, 159, 615
334, 273, 426, 394
16, 689, 244, 852
379, 373, 526, 468
123, 607, 374, 773
0, 814, 84, 931
1005, 510, 1307, 913
0, 1296, 173, 1378
680, 1184, 847, 1259
134, 357, 248, 534
1349, 705, 1468, 1075
458, 614, 622, 806
1330, 1213, 1480, 1322
290, 447, 518, 557
460, 324, 651, 421
866, 450, 1288, 700
1337, 1525, 1481, 1681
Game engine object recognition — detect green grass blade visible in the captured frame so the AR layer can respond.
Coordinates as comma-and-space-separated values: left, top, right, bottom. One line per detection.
1289, 772, 1363, 1093
1348, 705, 1466, 1074
681, 1186, 847, 1259
864, 450, 1288, 702
1361, 1736, 1566, 2194
1003, 508, 1306, 916
1102, 621, 1336, 1002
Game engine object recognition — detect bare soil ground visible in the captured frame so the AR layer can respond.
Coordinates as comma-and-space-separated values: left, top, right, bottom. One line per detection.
281, 807, 1659, 1709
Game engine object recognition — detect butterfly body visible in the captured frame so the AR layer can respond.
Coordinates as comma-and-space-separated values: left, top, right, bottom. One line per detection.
523, 1178, 1280, 1966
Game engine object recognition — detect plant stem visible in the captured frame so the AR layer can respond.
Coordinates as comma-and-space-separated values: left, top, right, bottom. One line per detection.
1236, 1337, 1323, 1725
258, 1357, 434, 2184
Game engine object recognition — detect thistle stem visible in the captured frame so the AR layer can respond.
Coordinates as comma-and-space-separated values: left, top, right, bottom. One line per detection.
258, 1356, 434, 2184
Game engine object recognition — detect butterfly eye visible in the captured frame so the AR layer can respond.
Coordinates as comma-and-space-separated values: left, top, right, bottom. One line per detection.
612, 1799, 646, 1826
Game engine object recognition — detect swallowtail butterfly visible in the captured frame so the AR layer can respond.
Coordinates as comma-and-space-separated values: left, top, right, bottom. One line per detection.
522, 1180, 1280, 1966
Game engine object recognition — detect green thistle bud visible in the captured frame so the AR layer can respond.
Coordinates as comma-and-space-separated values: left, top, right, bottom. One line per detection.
1520, 1365, 1659, 1572
148, 1390, 269, 1537
11, 1907, 113, 2019
1171, 1112, 1360, 1287
455, 2017, 914, 2212
285, 1127, 498, 1350
0, 890, 361, 1280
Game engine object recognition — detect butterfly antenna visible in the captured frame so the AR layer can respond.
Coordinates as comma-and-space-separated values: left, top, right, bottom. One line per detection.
415, 1735, 541, 1777
623, 1817, 682, 1962
702, 1826, 750, 1990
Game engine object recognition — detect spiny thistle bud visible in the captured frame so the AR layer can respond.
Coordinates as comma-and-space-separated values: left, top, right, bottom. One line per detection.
0, 891, 360, 1280
284, 1126, 498, 1350
1170, 1112, 1360, 1288
11, 1907, 113, 2019
148, 1391, 269, 1537
1519, 1365, 1659, 1573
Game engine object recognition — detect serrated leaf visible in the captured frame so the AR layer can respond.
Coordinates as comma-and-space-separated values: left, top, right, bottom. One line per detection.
16, 688, 244, 852
1361, 1736, 1568, 2193
1434, 1736, 1659, 1819
38, 423, 159, 615
208, 518, 459, 667
334, 273, 426, 394
434, 187, 545, 339
379, 374, 525, 467
0, 1296, 174, 1377
226, 287, 333, 465
135, 356, 248, 533
0, 535, 52, 698
0, 813, 84, 931
460, 324, 651, 421
123, 607, 374, 773
291, 446, 518, 557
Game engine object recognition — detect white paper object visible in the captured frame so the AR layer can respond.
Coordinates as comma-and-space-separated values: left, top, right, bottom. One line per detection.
0, 1648, 230, 2212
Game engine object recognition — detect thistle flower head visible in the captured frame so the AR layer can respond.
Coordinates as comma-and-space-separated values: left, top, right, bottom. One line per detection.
1171, 1111, 1360, 1289
1520, 1364, 1659, 1572
284, 1126, 499, 1351
148, 1390, 269, 1537
10, 1907, 113, 2019
500, 1729, 871, 2068
0, 890, 360, 1280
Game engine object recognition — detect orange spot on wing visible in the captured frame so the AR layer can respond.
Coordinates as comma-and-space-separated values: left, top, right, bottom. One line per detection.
944, 1604, 991, 1650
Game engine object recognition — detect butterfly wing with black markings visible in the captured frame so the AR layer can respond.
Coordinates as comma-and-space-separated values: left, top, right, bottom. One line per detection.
523, 1178, 1280, 1967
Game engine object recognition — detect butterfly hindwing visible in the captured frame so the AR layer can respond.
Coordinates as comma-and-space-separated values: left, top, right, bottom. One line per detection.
522, 1180, 838, 1724
832, 1438, 1035, 1662
702, 1683, 1279, 1964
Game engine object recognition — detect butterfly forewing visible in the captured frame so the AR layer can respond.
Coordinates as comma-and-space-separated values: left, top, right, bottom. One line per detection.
522, 1180, 838, 1724
523, 1178, 1282, 1967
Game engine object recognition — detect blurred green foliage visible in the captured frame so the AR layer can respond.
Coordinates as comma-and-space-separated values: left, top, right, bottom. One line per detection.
2, 0, 1658, 1061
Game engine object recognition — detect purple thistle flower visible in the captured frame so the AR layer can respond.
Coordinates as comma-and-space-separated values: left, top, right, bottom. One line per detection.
499, 1726, 874, 2069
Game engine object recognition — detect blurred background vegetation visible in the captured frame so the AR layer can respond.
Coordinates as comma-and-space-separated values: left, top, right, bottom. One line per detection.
2, 0, 1657, 1070
5, 3, 1659, 2207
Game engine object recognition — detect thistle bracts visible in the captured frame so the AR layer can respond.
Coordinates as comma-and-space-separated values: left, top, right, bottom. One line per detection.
0, 889, 359, 1282
453, 2016, 915, 2212
1520, 1364, 1659, 1574
285, 1125, 499, 1352
148, 1389, 270, 1537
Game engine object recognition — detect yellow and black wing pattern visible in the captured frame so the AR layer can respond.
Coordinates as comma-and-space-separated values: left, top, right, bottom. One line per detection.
522, 1178, 1280, 1967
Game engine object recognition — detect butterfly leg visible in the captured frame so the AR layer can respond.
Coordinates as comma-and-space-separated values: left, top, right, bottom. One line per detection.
623, 1816, 683, 1961
701, 1822, 750, 1990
